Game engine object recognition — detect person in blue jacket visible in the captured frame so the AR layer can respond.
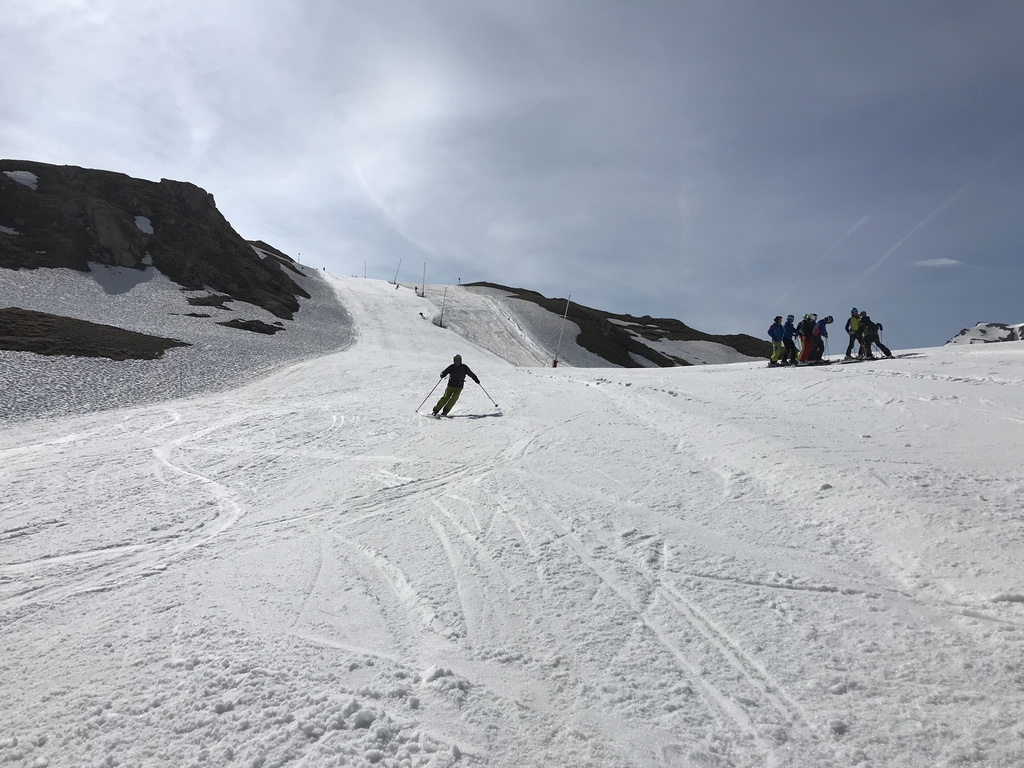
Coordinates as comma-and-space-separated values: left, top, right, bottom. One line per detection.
781, 315, 798, 365
767, 316, 784, 366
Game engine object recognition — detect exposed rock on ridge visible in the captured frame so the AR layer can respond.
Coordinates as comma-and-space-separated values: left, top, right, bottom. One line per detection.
1, 160, 308, 319
946, 322, 1024, 345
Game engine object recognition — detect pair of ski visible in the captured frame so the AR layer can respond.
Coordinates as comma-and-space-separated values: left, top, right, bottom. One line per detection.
837, 356, 894, 364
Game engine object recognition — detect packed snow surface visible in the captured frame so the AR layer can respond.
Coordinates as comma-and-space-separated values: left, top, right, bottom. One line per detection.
2, 275, 1024, 768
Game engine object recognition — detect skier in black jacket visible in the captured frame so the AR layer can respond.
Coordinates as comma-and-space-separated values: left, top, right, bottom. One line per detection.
433, 354, 480, 417
857, 312, 893, 359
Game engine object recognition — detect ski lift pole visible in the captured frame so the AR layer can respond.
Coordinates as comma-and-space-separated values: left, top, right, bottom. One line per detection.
416, 379, 443, 412
393, 258, 402, 285
553, 295, 571, 367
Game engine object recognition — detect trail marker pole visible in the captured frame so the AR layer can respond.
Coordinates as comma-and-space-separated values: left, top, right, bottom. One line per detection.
393, 259, 402, 285
439, 287, 448, 328
553, 295, 571, 367
421, 263, 426, 297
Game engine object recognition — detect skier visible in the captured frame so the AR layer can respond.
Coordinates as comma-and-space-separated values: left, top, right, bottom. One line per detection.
767, 316, 784, 367
432, 354, 480, 418
810, 315, 833, 362
844, 308, 861, 359
797, 314, 817, 363
781, 315, 798, 365
857, 312, 893, 359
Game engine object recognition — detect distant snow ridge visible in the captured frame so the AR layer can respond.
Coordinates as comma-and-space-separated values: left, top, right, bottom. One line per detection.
946, 322, 1024, 345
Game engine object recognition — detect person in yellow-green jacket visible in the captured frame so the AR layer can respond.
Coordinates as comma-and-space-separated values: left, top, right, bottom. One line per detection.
844, 308, 861, 359
432, 354, 480, 418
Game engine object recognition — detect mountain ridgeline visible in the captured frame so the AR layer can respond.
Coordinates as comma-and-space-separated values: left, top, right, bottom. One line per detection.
1, 160, 769, 366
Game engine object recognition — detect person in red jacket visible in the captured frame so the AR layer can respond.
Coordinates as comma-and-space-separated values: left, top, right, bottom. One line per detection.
432, 354, 480, 418
797, 314, 817, 362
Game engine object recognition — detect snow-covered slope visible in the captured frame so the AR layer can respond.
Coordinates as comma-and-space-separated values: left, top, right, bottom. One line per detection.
2, 275, 1024, 768
417, 284, 760, 368
946, 321, 1024, 345
417, 284, 608, 367
0, 263, 351, 421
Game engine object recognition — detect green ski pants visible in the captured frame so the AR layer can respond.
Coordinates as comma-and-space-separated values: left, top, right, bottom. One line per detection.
434, 386, 463, 415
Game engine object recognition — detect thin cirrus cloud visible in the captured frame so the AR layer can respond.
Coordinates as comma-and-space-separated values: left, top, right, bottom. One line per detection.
915, 259, 964, 268
1, 0, 1022, 349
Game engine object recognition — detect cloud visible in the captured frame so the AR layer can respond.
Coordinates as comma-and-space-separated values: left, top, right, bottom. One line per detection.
914, 258, 963, 267
1, 0, 1022, 349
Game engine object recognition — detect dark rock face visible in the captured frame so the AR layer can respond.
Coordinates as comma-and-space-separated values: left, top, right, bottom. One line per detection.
0, 307, 190, 360
466, 282, 772, 366
217, 318, 284, 335
1, 160, 309, 319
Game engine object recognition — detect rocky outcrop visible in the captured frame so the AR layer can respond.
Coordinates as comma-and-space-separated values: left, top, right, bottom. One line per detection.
1, 160, 309, 319
0, 307, 189, 360
946, 322, 1024, 345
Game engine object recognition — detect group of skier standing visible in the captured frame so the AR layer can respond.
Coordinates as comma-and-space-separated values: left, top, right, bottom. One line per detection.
767, 308, 892, 367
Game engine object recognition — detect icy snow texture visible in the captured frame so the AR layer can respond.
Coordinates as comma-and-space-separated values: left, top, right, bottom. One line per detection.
0, 263, 352, 421
2, 275, 1024, 767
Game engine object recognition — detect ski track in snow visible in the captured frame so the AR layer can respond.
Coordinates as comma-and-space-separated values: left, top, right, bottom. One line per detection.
1, 276, 1024, 767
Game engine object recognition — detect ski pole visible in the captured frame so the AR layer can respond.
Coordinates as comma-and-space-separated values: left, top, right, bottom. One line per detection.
416, 379, 443, 412
476, 381, 499, 408
825, 337, 830, 361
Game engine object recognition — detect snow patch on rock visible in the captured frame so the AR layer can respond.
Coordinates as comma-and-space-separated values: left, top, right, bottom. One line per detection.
4, 170, 38, 190
946, 321, 1024, 345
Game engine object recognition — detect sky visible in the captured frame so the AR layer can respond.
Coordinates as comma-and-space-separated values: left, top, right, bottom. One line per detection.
1, 0, 1022, 349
